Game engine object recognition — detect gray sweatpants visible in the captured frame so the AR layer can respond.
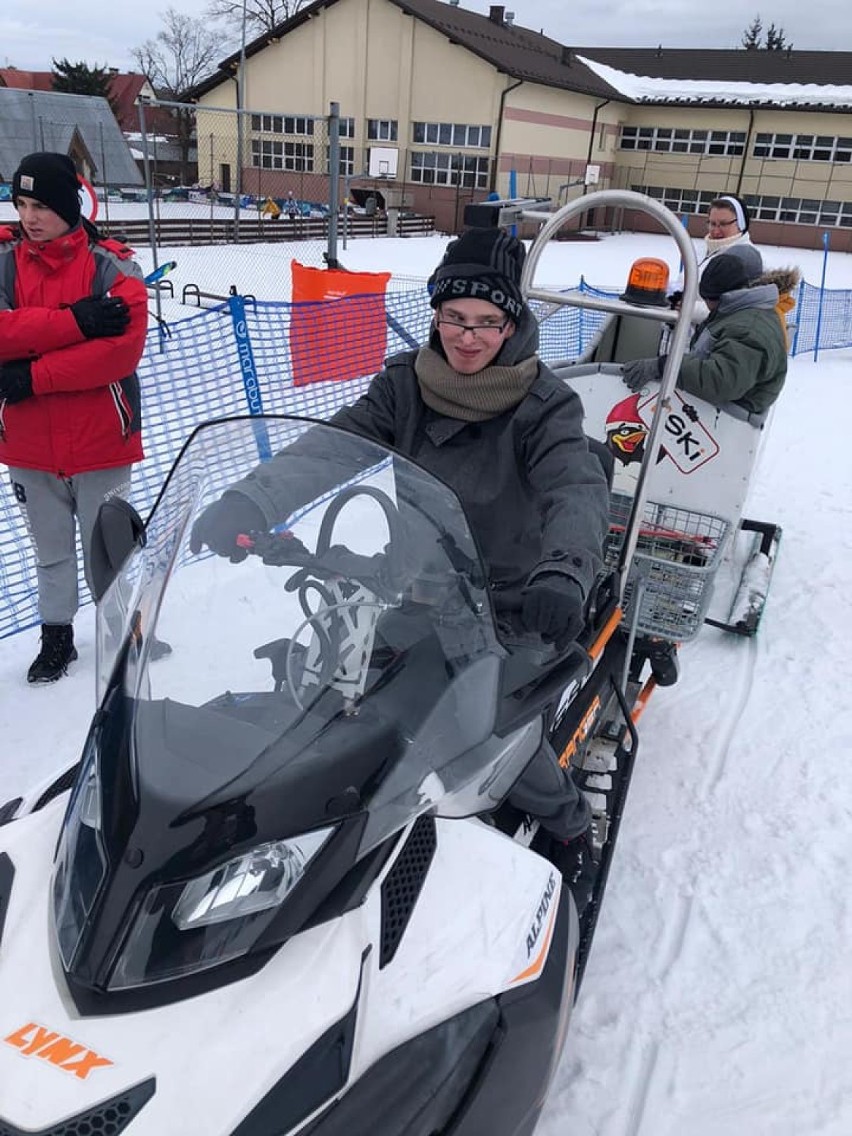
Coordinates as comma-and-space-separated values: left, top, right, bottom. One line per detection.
508, 736, 592, 841
9, 466, 132, 625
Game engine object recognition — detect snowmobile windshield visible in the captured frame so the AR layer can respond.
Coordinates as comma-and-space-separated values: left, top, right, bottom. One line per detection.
95, 416, 504, 860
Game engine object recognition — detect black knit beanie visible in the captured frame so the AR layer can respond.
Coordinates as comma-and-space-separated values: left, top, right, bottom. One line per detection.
428, 227, 526, 321
12, 152, 81, 229
699, 245, 763, 300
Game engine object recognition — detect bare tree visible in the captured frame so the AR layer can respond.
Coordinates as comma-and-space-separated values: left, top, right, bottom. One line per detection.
204, 0, 307, 38
132, 9, 223, 182
741, 14, 763, 50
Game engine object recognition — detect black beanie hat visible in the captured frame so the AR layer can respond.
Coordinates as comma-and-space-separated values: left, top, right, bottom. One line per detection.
428, 227, 526, 321
12, 152, 81, 229
699, 246, 763, 301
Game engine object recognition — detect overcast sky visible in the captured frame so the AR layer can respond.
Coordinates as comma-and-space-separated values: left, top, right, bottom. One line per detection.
2, 0, 851, 74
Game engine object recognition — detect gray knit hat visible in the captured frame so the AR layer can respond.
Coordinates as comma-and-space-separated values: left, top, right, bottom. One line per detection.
700, 245, 764, 300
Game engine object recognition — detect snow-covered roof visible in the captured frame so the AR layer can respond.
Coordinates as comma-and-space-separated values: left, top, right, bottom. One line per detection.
577, 55, 852, 109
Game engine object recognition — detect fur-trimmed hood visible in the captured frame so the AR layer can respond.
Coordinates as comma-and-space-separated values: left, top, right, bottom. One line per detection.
754, 266, 801, 294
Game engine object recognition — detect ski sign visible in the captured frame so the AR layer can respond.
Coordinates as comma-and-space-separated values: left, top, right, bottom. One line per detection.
637, 389, 720, 473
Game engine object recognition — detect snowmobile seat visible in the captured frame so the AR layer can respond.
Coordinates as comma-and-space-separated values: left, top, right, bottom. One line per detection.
579, 310, 665, 366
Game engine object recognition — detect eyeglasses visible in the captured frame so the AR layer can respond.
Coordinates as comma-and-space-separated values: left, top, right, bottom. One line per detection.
707, 218, 738, 230
436, 317, 510, 339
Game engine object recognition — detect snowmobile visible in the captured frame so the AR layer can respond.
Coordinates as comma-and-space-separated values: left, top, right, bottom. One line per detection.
0, 190, 779, 1134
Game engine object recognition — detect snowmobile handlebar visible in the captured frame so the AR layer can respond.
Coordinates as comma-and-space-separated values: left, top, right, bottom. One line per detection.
237, 529, 402, 603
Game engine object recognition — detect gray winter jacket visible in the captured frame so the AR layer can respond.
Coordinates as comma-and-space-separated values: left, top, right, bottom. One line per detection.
678, 283, 788, 414
234, 311, 610, 600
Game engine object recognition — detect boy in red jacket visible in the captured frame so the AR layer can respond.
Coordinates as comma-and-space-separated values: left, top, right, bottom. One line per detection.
0, 152, 149, 682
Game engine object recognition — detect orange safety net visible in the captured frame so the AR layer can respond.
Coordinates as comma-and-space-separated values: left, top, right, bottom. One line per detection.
290, 261, 391, 387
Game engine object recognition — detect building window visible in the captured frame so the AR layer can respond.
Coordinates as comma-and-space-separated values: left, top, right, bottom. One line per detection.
250, 114, 314, 136
367, 119, 398, 142
410, 151, 489, 189
338, 117, 355, 139
251, 139, 283, 169
637, 184, 852, 228
251, 114, 282, 132
284, 116, 314, 136
748, 192, 852, 227
631, 184, 718, 214
412, 122, 491, 149
283, 142, 314, 172
753, 132, 852, 163
326, 145, 355, 176
620, 126, 745, 157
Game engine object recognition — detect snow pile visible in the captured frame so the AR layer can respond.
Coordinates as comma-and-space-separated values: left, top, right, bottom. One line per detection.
577, 55, 852, 108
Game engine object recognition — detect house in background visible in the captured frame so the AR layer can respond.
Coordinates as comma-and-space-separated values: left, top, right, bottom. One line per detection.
0, 88, 143, 189
187, 0, 852, 247
0, 68, 157, 133
0, 70, 190, 188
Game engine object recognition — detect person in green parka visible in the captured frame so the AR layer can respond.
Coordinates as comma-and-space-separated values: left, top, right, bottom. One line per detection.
623, 243, 788, 417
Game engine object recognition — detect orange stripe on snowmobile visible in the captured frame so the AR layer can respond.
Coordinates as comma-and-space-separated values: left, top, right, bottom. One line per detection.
510, 897, 559, 984
588, 605, 622, 661
631, 676, 657, 724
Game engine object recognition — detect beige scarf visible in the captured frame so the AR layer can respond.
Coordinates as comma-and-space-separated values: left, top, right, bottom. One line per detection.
415, 347, 539, 422
703, 232, 752, 260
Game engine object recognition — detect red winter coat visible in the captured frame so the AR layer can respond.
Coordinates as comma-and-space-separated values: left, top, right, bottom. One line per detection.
0, 223, 147, 476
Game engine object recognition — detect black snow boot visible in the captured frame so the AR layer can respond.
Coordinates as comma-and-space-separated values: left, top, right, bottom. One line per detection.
551, 826, 600, 920
648, 640, 680, 687
27, 623, 78, 684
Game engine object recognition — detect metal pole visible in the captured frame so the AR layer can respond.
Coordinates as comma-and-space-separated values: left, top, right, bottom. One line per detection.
137, 100, 164, 342
813, 231, 830, 363
521, 189, 699, 601
99, 121, 110, 229
234, 0, 248, 240
327, 102, 341, 266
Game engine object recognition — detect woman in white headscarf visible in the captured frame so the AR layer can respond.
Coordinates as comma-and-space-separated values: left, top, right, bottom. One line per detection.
699, 194, 799, 347
702, 193, 752, 262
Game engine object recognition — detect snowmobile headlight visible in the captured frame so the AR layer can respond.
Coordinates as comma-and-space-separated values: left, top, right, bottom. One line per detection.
172, 829, 335, 929
107, 826, 335, 990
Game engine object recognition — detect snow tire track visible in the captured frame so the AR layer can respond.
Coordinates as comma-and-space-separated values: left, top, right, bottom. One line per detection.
700, 635, 758, 792
651, 893, 694, 981
621, 1041, 660, 1136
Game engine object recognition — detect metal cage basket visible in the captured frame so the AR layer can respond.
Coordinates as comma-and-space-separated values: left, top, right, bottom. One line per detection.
606, 493, 731, 641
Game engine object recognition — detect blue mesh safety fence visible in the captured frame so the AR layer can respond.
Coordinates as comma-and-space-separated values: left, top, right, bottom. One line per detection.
1, 274, 848, 640
790, 279, 852, 355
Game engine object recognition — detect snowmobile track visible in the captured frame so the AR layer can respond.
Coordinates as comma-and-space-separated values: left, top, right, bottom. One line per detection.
700, 634, 758, 793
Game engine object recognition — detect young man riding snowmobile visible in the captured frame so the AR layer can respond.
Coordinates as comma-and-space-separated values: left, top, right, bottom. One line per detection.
190, 227, 612, 911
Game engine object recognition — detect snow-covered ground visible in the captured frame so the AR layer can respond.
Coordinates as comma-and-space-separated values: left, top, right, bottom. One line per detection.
1, 222, 851, 1135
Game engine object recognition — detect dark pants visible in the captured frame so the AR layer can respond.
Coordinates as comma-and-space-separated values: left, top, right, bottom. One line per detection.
508, 735, 591, 841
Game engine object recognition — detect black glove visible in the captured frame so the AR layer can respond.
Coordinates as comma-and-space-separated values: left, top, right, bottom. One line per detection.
622, 356, 665, 393
69, 296, 131, 339
0, 360, 34, 404
189, 492, 267, 562
520, 574, 586, 650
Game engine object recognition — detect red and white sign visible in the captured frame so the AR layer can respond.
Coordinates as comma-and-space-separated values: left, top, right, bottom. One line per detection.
77, 175, 98, 222
637, 389, 720, 473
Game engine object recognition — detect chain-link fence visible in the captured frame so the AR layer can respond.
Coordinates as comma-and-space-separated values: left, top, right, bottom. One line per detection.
82, 100, 437, 308
97, 99, 342, 298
